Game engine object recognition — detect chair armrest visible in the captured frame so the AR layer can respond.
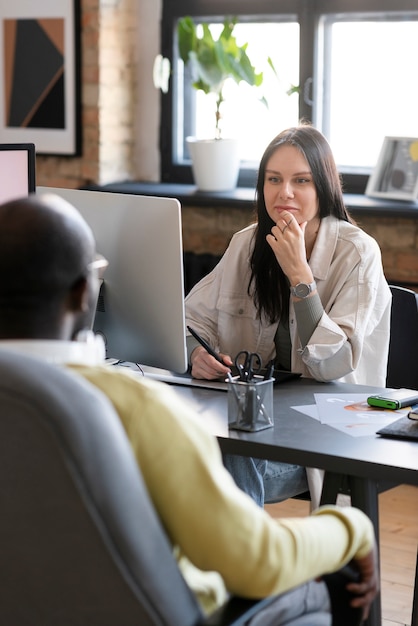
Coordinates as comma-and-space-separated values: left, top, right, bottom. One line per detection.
323, 566, 364, 626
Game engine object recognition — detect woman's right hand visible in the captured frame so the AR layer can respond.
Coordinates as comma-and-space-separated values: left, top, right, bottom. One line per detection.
190, 346, 233, 380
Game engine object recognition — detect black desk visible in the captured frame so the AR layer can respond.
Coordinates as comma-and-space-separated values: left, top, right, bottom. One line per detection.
172, 377, 418, 626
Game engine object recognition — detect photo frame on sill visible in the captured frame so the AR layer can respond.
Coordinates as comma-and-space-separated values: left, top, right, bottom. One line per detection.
0, 0, 81, 156
365, 136, 418, 202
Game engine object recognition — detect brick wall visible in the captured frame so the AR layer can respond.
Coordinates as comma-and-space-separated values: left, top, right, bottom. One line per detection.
36, 0, 137, 189
31, 0, 418, 289
181, 205, 418, 289
356, 215, 418, 287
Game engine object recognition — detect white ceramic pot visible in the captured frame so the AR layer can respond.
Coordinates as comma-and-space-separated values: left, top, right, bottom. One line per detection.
186, 137, 240, 192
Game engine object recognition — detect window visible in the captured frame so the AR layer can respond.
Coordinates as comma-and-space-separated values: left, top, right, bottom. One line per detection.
160, 0, 418, 193
319, 13, 418, 172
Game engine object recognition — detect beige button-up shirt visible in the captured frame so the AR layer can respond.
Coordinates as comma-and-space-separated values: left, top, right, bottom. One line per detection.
186, 215, 391, 386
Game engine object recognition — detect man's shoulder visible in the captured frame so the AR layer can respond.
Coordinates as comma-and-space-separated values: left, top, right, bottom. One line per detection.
68, 363, 173, 402
68, 363, 214, 440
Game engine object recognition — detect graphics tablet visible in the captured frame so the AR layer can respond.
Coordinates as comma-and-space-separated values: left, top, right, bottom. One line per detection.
135, 365, 301, 391
376, 416, 418, 441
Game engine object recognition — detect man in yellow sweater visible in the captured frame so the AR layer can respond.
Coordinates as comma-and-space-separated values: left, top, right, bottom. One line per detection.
0, 194, 378, 625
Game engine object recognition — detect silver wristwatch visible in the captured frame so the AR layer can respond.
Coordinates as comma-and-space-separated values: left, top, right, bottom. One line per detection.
290, 281, 317, 298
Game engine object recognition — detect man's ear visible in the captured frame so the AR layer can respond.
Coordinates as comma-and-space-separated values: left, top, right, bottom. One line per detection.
67, 277, 90, 313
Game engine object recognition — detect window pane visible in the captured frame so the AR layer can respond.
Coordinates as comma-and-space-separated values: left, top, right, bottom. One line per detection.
180, 21, 300, 166
322, 16, 418, 170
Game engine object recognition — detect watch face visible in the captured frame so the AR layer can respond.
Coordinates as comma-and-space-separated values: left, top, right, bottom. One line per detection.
295, 283, 310, 298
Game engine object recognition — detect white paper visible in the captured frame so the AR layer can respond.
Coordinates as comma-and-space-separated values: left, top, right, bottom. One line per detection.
292, 393, 411, 437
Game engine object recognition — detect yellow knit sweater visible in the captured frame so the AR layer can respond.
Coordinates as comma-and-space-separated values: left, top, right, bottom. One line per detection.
71, 364, 374, 614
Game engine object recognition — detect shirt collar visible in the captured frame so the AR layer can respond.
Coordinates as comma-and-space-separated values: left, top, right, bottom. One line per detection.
0, 334, 106, 367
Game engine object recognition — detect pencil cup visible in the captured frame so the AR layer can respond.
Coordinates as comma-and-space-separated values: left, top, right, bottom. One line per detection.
228, 375, 274, 432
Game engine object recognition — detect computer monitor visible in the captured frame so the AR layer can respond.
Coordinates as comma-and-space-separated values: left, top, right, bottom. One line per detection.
36, 186, 188, 373
0, 143, 36, 204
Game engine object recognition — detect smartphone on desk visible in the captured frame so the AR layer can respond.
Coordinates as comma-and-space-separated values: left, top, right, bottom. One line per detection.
367, 388, 418, 410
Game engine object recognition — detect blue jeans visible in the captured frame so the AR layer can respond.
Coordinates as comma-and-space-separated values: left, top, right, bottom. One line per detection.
222, 454, 308, 507
249, 580, 331, 626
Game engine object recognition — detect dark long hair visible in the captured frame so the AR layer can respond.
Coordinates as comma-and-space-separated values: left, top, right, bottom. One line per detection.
249, 124, 353, 324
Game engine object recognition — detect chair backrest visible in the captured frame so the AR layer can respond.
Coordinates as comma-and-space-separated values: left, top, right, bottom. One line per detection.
0, 349, 202, 626
386, 285, 418, 389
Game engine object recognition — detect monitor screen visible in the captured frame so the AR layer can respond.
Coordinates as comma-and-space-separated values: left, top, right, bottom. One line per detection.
0, 143, 36, 204
36, 187, 188, 373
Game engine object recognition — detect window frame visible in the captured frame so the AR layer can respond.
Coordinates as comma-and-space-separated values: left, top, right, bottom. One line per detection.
160, 0, 418, 193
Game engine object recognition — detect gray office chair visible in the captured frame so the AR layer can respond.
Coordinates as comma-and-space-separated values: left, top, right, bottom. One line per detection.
310, 284, 418, 507
0, 349, 362, 626
0, 349, 277, 625
321, 285, 418, 503
320, 284, 418, 624
386, 284, 418, 389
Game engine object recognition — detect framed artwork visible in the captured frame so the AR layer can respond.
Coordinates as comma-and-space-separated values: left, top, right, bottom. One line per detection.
0, 0, 81, 156
365, 136, 418, 201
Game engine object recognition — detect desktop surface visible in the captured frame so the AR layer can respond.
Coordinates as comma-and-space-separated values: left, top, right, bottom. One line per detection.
111, 367, 418, 484
171, 377, 418, 485
163, 376, 418, 626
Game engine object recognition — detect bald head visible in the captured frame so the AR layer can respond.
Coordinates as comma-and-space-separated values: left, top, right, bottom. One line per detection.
0, 193, 97, 338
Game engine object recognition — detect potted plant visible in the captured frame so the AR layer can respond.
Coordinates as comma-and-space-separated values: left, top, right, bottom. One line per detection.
155, 16, 273, 191
179, 16, 271, 191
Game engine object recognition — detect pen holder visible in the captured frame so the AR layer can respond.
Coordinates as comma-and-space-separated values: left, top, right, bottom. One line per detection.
228, 375, 274, 432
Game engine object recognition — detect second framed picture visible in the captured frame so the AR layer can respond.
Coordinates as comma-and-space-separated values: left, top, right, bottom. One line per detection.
366, 136, 418, 201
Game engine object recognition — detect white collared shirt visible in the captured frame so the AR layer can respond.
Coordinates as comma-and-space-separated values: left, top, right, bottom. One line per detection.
0, 332, 106, 367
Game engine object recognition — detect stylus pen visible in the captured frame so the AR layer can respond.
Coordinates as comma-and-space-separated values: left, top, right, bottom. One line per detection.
187, 325, 225, 365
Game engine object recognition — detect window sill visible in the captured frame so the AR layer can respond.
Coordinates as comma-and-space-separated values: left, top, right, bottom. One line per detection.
84, 181, 418, 219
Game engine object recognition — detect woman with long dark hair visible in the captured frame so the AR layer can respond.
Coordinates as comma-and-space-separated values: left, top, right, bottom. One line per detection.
185, 124, 391, 506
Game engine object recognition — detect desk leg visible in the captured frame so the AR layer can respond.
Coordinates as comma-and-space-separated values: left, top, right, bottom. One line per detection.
411, 550, 418, 626
320, 473, 381, 626
349, 476, 381, 626
349, 476, 379, 538
320, 472, 349, 506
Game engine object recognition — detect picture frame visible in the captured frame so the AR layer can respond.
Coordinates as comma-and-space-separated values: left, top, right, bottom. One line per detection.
365, 136, 418, 202
0, 0, 81, 156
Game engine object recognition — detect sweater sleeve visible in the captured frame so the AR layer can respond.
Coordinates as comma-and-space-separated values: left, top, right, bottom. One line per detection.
186, 333, 201, 363
293, 292, 324, 348
72, 365, 375, 600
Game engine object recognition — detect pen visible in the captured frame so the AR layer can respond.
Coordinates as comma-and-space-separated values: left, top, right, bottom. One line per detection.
263, 359, 275, 381
187, 325, 225, 365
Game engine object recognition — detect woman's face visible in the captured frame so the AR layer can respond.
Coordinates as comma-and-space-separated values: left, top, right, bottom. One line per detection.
263, 144, 319, 227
